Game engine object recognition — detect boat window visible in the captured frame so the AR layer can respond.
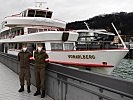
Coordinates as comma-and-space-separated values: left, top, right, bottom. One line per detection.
109, 35, 114, 41
46, 11, 52, 18
23, 10, 27, 17
14, 43, 17, 49
51, 43, 63, 50
35, 10, 46, 17
20, 29, 24, 35
64, 43, 74, 50
9, 43, 13, 49
39, 29, 43, 32
28, 10, 35, 17
78, 37, 92, 42
28, 28, 38, 34
79, 32, 86, 36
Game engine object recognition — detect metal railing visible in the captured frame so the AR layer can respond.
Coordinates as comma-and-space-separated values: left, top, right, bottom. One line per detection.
0, 52, 133, 100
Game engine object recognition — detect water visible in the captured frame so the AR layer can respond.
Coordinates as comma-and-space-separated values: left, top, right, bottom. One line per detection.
111, 59, 133, 81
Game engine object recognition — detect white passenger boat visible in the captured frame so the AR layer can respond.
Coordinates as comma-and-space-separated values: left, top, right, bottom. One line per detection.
0, 4, 128, 74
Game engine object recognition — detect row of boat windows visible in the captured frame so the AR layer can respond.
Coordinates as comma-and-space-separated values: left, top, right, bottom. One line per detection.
22, 9, 52, 18
0, 28, 60, 39
8, 43, 74, 51
78, 33, 114, 42
51, 43, 74, 50
28, 28, 59, 34
0, 29, 24, 39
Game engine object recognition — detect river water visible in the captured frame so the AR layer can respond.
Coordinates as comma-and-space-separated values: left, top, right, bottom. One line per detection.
111, 59, 133, 81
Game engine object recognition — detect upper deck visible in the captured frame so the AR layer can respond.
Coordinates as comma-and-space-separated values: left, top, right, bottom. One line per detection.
0, 7, 66, 39
1, 7, 66, 31
20, 7, 53, 18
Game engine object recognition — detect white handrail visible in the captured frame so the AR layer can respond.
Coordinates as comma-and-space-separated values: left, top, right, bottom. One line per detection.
111, 23, 127, 49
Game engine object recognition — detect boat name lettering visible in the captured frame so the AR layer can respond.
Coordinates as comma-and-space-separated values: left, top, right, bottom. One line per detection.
68, 55, 95, 59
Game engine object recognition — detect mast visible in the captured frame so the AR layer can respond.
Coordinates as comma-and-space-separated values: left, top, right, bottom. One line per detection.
35, 0, 47, 8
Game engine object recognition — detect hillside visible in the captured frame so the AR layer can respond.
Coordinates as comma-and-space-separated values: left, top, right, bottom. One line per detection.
66, 12, 133, 35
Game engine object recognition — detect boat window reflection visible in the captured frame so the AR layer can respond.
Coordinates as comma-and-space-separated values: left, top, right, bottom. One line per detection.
28, 28, 38, 34
64, 43, 74, 50
51, 43, 63, 51
46, 12, 52, 18
35, 10, 46, 17
28, 10, 35, 17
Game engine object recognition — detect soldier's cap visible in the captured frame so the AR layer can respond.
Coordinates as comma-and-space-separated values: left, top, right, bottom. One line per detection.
22, 43, 27, 47
37, 43, 43, 47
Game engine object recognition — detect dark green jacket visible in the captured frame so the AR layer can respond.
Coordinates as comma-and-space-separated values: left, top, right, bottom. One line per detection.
18, 50, 32, 68
34, 50, 48, 69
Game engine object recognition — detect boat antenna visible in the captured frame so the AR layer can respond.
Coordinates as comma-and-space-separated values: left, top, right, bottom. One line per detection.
84, 22, 90, 30
35, 0, 47, 8
111, 22, 127, 49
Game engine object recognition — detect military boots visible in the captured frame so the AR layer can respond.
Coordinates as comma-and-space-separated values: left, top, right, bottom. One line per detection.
27, 86, 31, 93
34, 88, 41, 96
18, 85, 24, 92
41, 90, 45, 98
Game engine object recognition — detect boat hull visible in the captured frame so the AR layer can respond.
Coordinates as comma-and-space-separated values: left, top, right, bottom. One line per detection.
47, 49, 128, 74
6, 48, 128, 74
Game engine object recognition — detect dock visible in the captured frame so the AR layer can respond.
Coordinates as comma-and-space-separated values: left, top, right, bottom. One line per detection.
0, 62, 53, 100
0, 52, 133, 100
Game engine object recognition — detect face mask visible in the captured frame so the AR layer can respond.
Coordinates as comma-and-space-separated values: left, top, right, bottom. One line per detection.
22, 47, 27, 52
38, 47, 42, 51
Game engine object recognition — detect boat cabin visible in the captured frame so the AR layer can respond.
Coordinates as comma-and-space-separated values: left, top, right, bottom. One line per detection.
76, 30, 118, 50
77, 30, 115, 42
6, 41, 76, 56
0, 7, 66, 40
0, 31, 78, 55
21, 8, 53, 18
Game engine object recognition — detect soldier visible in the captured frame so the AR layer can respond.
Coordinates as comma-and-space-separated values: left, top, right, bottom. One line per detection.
34, 43, 48, 98
18, 43, 32, 93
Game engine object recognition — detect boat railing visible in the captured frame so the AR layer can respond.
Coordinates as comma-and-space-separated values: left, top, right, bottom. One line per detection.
53, 18, 66, 23
5, 13, 22, 18
77, 41, 112, 43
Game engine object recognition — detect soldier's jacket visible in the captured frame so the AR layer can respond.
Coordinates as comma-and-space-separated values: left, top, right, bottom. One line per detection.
18, 50, 32, 68
34, 50, 48, 69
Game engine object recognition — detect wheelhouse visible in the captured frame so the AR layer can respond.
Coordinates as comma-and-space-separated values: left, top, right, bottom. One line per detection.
21, 8, 53, 18
0, 7, 65, 40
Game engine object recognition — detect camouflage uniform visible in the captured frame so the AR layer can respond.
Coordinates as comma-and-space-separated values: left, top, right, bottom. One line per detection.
34, 50, 48, 90
18, 50, 32, 92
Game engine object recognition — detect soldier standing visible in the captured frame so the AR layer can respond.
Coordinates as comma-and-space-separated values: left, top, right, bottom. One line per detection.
18, 43, 32, 93
34, 43, 48, 98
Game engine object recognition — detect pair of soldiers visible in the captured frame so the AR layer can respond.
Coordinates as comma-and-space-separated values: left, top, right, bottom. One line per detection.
18, 43, 48, 98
